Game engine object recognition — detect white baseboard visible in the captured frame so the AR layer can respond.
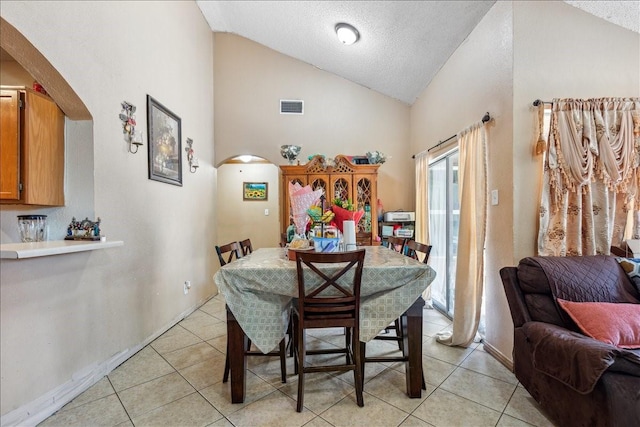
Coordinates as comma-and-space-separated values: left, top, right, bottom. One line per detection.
482, 341, 514, 372
1, 298, 209, 427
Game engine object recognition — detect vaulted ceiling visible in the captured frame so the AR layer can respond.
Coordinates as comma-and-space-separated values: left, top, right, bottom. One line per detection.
197, 1, 640, 105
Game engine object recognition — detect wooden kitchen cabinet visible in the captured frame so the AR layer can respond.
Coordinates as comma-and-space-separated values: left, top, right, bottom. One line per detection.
0, 87, 65, 206
280, 155, 379, 246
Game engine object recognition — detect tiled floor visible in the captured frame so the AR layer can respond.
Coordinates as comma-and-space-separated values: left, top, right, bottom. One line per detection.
39, 294, 555, 427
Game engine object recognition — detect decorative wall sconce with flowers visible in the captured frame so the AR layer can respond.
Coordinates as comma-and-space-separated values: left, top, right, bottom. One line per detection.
119, 101, 143, 153
185, 138, 199, 173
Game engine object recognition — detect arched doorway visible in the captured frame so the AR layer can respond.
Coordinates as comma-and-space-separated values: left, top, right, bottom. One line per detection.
216, 155, 281, 249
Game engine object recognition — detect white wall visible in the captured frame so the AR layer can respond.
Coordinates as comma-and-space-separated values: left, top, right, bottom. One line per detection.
0, 1, 216, 423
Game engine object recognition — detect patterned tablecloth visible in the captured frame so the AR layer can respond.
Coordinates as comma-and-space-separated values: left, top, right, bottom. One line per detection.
214, 246, 436, 353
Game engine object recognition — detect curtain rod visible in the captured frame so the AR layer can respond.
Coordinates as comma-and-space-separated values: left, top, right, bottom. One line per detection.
412, 112, 491, 158
532, 99, 552, 106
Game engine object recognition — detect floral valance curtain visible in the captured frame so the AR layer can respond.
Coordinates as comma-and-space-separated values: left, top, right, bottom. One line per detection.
538, 98, 640, 256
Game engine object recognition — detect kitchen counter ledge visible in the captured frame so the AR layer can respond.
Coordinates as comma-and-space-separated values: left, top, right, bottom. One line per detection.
1, 240, 124, 259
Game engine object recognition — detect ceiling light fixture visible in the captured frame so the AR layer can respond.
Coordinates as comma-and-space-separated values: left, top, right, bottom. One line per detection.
238, 155, 253, 163
335, 23, 359, 45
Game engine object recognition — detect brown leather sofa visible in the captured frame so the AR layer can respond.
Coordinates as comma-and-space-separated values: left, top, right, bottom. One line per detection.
500, 255, 640, 427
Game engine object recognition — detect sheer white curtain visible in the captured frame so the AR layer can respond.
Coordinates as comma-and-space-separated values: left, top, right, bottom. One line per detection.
437, 121, 488, 347
538, 98, 640, 256
414, 151, 430, 302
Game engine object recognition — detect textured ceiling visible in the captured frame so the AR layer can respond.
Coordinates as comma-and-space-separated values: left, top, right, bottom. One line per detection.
197, 1, 639, 105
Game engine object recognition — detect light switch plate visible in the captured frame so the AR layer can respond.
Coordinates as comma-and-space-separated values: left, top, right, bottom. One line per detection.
491, 189, 499, 206
264, 209, 269, 216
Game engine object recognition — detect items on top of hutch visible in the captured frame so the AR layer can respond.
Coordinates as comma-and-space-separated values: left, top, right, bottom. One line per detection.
119, 101, 143, 154
280, 145, 302, 164
0, 86, 65, 206
280, 154, 379, 246
65, 217, 102, 241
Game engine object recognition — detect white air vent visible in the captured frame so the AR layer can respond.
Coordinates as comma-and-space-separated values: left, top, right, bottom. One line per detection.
280, 100, 304, 115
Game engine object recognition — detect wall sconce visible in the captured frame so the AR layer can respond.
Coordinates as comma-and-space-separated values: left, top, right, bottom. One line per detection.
185, 138, 199, 173
119, 101, 143, 153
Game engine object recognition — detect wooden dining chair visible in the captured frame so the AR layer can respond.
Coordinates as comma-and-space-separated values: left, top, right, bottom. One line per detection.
405, 240, 432, 264
292, 249, 366, 412
239, 238, 253, 256
384, 236, 407, 254
217, 240, 287, 384
215, 241, 243, 266
362, 240, 429, 391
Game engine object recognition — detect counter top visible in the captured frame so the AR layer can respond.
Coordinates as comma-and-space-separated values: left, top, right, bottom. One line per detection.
0, 240, 124, 259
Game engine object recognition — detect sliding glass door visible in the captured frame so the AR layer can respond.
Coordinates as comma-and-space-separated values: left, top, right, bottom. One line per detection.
428, 150, 459, 318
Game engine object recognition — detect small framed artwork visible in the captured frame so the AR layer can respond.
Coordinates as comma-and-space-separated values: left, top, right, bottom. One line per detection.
147, 95, 182, 186
243, 182, 268, 201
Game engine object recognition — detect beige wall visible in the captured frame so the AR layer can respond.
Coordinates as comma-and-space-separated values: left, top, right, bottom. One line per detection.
0, 1, 216, 422
411, 0, 640, 365
0, 58, 33, 85
512, 0, 640, 263
216, 162, 281, 249
214, 33, 413, 215
410, 1, 515, 362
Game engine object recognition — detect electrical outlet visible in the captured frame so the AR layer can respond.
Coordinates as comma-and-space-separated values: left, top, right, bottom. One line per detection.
183, 281, 191, 295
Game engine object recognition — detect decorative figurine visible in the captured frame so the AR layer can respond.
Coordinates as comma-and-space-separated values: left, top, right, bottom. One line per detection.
64, 217, 102, 240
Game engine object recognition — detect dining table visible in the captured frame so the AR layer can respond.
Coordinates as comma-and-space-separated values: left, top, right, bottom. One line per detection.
213, 245, 436, 403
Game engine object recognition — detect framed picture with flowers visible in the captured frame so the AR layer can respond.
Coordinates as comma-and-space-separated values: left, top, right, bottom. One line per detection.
147, 95, 182, 186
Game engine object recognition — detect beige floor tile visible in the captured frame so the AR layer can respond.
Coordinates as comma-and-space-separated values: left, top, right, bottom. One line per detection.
247, 351, 297, 385
439, 367, 516, 412
180, 309, 221, 330
503, 386, 555, 427
208, 418, 234, 427
422, 321, 449, 337
399, 415, 436, 426
199, 298, 227, 319
336, 360, 388, 386
422, 309, 451, 327
279, 372, 354, 414
460, 348, 518, 385
302, 416, 335, 427
422, 336, 475, 366
362, 367, 434, 413
181, 313, 228, 341
178, 352, 227, 390
163, 341, 222, 370
207, 334, 228, 354
108, 346, 175, 392
420, 355, 456, 387
38, 394, 129, 427
362, 337, 405, 367
59, 377, 115, 411
117, 371, 195, 418
320, 392, 409, 427
226, 390, 316, 426
412, 388, 501, 427
496, 414, 537, 427
131, 392, 223, 426
115, 420, 134, 427
199, 371, 278, 416
151, 324, 203, 355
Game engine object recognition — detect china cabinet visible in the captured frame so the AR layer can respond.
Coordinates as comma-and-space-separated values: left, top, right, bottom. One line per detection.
280, 155, 379, 246
0, 87, 65, 205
